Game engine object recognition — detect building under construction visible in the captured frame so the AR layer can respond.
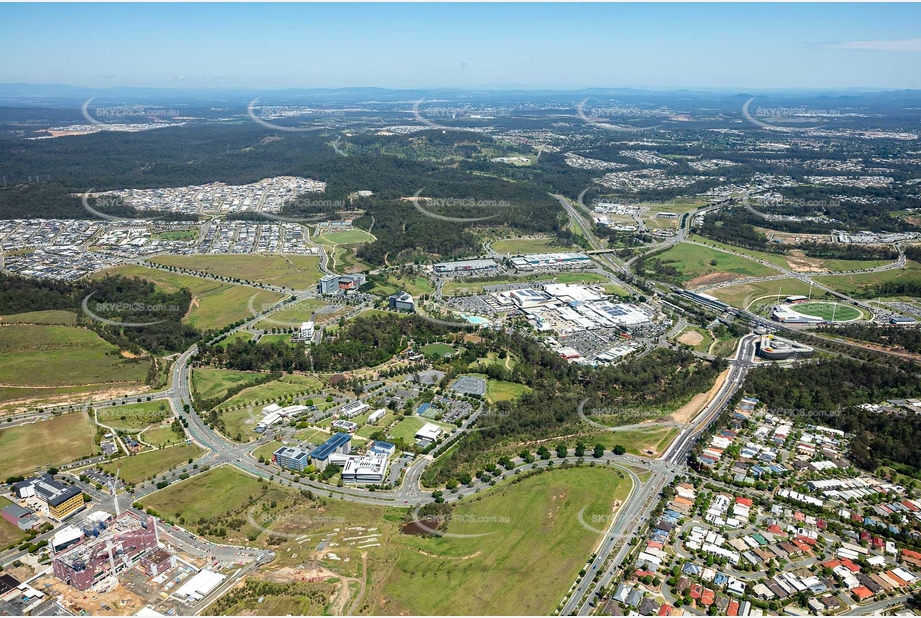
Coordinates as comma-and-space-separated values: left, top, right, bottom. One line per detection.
51, 511, 159, 591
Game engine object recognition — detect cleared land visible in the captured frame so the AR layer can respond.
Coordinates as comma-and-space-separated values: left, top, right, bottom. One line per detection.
676, 327, 713, 353
139, 466, 264, 526
815, 261, 921, 297
485, 380, 531, 403
0, 412, 97, 477
367, 274, 435, 298
192, 368, 269, 402
102, 443, 202, 485
388, 416, 455, 443
0, 325, 149, 393
142, 425, 186, 447
420, 343, 455, 357
95, 265, 283, 331
690, 234, 893, 272
648, 242, 775, 287
491, 237, 573, 255
377, 466, 630, 615
97, 400, 172, 431
589, 426, 680, 457
149, 254, 323, 289
256, 298, 327, 327
710, 277, 826, 309
0, 310, 77, 325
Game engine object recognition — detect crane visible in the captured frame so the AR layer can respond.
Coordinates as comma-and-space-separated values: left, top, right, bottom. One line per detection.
108, 463, 121, 517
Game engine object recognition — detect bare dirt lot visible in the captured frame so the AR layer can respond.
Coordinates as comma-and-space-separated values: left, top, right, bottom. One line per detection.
677, 331, 704, 346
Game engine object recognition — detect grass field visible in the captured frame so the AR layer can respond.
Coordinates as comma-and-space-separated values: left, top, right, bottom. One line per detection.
709, 278, 826, 309
589, 426, 680, 457
0, 325, 149, 389
0, 496, 27, 548
102, 443, 202, 485
149, 254, 323, 290
793, 302, 862, 322
217, 374, 323, 411
491, 237, 573, 255
367, 274, 435, 298
648, 242, 775, 286
256, 298, 327, 327
319, 229, 375, 244
0, 412, 97, 477
388, 416, 456, 443
0, 310, 77, 325
192, 368, 268, 402
485, 380, 531, 403
97, 400, 171, 432
676, 326, 714, 353
468, 352, 516, 372
420, 343, 455, 357
95, 265, 284, 331
815, 261, 921, 297
376, 466, 630, 615
142, 425, 186, 447
139, 466, 264, 525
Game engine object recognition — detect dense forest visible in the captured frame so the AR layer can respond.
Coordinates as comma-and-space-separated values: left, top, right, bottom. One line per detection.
0, 273, 200, 354
819, 323, 921, 354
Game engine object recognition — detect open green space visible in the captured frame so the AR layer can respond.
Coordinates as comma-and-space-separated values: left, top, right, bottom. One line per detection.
96, 265, 284, 331
0, 412, 97, 477
102, 443, 202, 485
551, 272, 607, 284
420, 343, 455, 357
388, 416, 456, 443
587, 426, 680, 457
0, 325, 149, 390
367, 274, 435, 298
256, 298, 327, 327
139, 465, 264, 525
319, 229, 376, 244
442, 272, 605, 297
491, 237, 573, 255
142, 425, 186, 447
468, 352, 516, 372
676, 326, 715, 354
709, 277, 826, 309
192, 368, 268, 402
485, 379, 531, 403
149, 254, 323, 290
648, 242, 775, 285
793, 302, 863, 322
97, 400, 172, 431
217, 374, 323, 411
377, 466, 630, 615
0, 310, 77, 325
0, 496, 27, 548
214, 331, 255, 348
815, 261, 921, 297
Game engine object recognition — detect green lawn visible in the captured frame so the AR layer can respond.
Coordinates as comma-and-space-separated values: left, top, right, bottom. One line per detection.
256, 298, 327, 327
553, 272, 608, 284
647, 242, 775, 285
420, 343, 455, 357
142, 425, 186, 447
217, 374, 323, 411
95, 265, 284, 331
214, 331, 255, 348
319, 229, 376, 244
377, 466, 630, 615
0, 496, 27, 548
587, 426, 680, 457
0, 412, 97, 477
815, 261, 921, 297
485, 380, 531, 403
491, 237, 574, 255
102, 443, 202, 485
602, 282, 631, 297
149, 254, 323, 289
793, 302, 862, 322
0, 310, 77, 325
0, 325, 149, 390
97, 400, 172, 431
388, 416, 456, 443
139, 466, 264, 524
191, 368, 268, 402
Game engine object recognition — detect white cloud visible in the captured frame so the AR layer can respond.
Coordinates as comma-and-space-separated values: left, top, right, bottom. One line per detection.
827, 38, 921, 52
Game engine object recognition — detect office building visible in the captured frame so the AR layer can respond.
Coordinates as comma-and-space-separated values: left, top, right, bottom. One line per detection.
310, 433, 352, 471
14, 475, 85, 520
318, 274, 340, 295
389, 291, 415, 312
273, 446, 311, 472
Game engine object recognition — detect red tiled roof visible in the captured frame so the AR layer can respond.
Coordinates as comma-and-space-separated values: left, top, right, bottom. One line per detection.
735, 497, 753, 507
727, 600, 740, 616
852, 586, 873, 601
700, 589, 715, 606
658, 604, 673, 616
841, 558, 861, 573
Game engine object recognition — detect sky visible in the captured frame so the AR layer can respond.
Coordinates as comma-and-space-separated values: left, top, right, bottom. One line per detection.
1, 3, 920, 91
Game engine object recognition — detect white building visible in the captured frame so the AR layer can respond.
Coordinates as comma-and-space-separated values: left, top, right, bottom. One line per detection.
415, 423, 443, 443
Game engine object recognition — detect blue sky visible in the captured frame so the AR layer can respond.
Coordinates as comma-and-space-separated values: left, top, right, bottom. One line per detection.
1, 3, 920, 90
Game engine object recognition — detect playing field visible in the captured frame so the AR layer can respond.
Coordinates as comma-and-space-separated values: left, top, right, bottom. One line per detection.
491, 237, 573, 255
97, 400, 172, 431
95, 265, 284, 331
647, 242, 775, 286
420, 343, 455, 357
319, 229, 375, 244
0, 325, 149, 390
376, 466, 630, 615
710, 277, 826, 309
149, 254, 323, 290
0, 412, 97, 477
676, 326, 714, 353
102, 443, 202, 485
793, 302, 862, 322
